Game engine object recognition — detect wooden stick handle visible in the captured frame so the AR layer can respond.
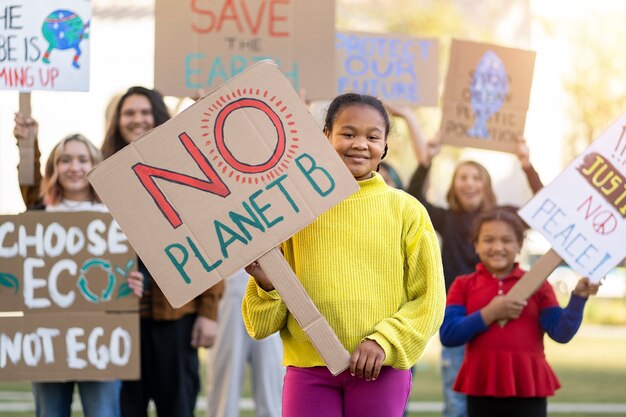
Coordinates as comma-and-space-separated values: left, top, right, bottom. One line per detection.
257, 247, 350, 375
499, 249, 563, 327
18, 92, 35, 186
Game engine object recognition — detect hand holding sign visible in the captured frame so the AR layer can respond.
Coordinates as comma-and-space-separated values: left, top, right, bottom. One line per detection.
499, 112, 626, 324
88, 60, 359, 374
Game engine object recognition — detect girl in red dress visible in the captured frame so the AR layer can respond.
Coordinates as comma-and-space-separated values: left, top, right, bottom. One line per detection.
439, 207, 601, 417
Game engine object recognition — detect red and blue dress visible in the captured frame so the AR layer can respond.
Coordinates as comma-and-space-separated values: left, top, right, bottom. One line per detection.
439, 263, 588, 398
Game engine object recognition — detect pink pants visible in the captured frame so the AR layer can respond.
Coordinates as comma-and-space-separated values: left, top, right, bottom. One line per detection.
282, 366, 412, 417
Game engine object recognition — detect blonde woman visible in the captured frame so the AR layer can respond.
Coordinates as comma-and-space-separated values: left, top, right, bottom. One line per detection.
14, 131, 142, 417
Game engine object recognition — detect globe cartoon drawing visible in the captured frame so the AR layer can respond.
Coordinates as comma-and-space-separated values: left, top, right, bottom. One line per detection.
466, 50, 509, 139
41, 9, 90, 69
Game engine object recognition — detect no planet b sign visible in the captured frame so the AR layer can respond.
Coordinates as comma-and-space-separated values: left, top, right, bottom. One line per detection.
88, 60, 358, 309
519, 112, 626, 282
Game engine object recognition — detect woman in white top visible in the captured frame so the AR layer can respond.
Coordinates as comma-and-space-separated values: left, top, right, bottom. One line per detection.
31, 133, 143, 417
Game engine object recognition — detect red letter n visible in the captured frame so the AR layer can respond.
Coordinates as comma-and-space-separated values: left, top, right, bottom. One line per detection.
132, 132, 231, 228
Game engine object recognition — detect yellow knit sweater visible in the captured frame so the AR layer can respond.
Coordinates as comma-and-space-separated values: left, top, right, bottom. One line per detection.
242, 172, 445, 369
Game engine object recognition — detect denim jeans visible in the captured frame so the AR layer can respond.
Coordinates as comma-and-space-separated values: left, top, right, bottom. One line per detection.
441, 345, 467, 417
33, 380, 121, 417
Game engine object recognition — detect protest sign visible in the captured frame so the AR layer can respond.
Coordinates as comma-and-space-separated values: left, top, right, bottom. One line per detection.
519, 112, 626, 283
88, 60, 359, 374
0, 212, 137, 312
0, 211, 139, 381
336, 31, 438, 106
154, 0, 335, 99
0, 0, 91, 91
440, 39, 535, 153
0, 312, 139, 381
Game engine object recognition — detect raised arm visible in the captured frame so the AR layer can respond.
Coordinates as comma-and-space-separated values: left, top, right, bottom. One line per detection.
515, 136, 543, 194
386, 104, 441, 167
386, 105, 446, 227
14, 113, 42, 208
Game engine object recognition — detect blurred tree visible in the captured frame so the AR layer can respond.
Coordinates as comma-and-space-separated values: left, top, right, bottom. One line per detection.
555, 6, 626, 163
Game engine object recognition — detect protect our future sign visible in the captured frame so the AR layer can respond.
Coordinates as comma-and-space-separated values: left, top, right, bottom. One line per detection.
0, 0, 91, 91
336, 31, 439, 107
0, 211, 139, 381
88, 60, 358, 310
518, 112, 626, 282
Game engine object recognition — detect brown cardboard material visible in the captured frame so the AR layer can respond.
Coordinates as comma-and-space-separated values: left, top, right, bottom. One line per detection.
154, 0, 336, 100
0, 212, 138, 313
499, 249, 563, 327
18, 92, 31, 117
440, 39, 535, 153
336, 32, 439, 107
0, 211, 140, 381
507, 249, 563, 301
257, 248, 350, 373
18, 92, 35, 186
88, 60, 358, 374
0, 312, 140, 381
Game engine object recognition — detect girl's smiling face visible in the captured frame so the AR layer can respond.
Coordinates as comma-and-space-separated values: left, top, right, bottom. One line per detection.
475, 219, 521, 278
326, 104, 387, 181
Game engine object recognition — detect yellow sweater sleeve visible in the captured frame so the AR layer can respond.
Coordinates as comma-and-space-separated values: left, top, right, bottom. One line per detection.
367, 201, 446, 368
242, 173, 445, 369
242, 276, 288, 340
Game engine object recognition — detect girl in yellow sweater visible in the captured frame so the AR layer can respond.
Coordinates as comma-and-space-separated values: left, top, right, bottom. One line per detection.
242, 93, 446, 417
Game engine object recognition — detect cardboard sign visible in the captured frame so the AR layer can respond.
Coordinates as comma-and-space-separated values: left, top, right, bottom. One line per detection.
0, 211, 140, 381
88, 60, 358, 309
0, 312, 139, 381
0, 0, 91, 91
154, 0, 336, 99
519, 112, 626, 282
336, 32, 439, 106
440, 39, 535, 153
0, 212, 138, 313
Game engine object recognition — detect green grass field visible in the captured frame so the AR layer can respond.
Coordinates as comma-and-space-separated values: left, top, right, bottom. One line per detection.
1, 323, 624, 416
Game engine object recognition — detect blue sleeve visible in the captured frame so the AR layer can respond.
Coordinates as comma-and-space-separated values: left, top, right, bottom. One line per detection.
539, 293, 588, 343
439, 305, 489, 347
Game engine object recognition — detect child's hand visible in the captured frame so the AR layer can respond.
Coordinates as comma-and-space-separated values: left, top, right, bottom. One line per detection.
126, 271, 144, 298
573, 277, 602, 298
481, 295, 527, 325
350, 339, 385, 381
245, 261, 275, 292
